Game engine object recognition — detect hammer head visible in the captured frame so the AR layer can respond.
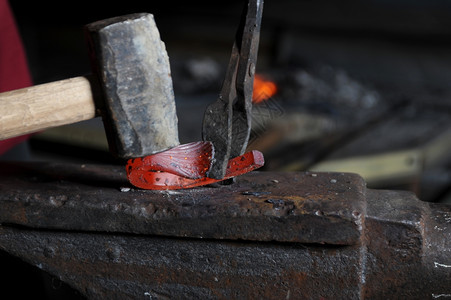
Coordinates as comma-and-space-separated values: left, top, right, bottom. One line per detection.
85, 13, 179, 159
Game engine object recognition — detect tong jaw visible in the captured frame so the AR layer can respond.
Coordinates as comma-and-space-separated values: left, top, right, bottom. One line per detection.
202, 0, 264, 179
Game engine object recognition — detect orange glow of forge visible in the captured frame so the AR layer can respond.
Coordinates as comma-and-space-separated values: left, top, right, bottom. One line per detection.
252, 74, 278, 104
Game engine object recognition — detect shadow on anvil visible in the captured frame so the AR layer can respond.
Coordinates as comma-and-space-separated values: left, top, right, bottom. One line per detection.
0, 161, 128, 189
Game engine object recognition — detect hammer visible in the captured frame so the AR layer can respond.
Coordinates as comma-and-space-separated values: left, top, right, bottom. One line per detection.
0, 13, 179, 159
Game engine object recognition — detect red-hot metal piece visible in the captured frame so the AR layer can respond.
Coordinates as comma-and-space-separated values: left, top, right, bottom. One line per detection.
126, 141, 213, 179
126, 146, 264, 190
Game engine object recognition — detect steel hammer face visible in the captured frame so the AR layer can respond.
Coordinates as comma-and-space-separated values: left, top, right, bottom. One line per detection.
85, 13, 180, 159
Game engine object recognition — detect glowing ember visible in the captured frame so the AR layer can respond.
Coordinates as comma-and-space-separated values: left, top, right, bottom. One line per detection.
252, 74, 277, 103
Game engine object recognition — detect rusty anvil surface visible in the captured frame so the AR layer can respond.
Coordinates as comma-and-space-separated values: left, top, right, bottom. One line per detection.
0, 162, 450, 299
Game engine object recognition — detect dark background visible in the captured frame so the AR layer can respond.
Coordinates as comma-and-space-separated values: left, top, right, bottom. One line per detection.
6, 0, 451, 198
3, 1, 451, 297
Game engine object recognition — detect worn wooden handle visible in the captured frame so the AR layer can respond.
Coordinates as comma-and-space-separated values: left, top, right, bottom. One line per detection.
0, 76, 97, 140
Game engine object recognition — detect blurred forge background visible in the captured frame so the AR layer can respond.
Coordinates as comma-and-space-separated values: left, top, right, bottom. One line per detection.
5, 0, 451, 203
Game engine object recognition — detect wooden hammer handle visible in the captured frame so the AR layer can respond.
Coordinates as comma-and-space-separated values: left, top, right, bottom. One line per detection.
0, 76, 97, 140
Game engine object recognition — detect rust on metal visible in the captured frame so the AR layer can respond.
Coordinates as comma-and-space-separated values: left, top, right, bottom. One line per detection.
0, 162, 449, 299
0, 162, 364, 245
0, 226, 363, 299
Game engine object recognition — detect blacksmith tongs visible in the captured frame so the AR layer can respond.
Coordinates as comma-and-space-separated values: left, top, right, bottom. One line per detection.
202, 0, 264, 179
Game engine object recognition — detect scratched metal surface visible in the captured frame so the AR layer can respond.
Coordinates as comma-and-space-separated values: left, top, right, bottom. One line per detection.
0, 226, 363, 299
0, 162, 365, 245
0, 187, 449, 299
0, 162, 450, 298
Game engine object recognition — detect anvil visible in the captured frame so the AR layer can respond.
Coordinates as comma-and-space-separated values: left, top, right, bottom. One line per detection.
0, 162, 449, 299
